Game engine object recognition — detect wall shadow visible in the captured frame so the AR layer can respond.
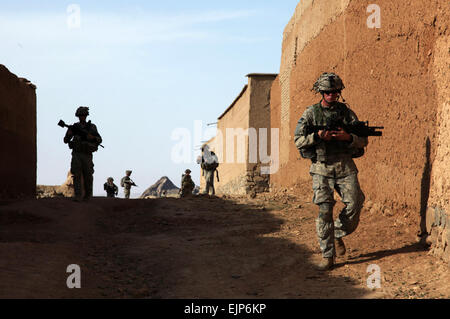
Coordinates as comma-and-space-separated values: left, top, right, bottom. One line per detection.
0, 196, 386, 298
337, 242, 427, 267
418, 137, 432, 239
94, 196, 375, 299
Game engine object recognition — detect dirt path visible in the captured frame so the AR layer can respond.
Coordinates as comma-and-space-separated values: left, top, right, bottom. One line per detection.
0, 195, 448, 298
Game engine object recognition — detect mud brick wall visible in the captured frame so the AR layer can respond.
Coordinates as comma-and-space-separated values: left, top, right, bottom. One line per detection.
203, 74, 277, 195
213, 85, 250, 195
270, 0, 450, 262
246, 74, 278, 195
0, 65, 36, 199
426, 25, 450, 261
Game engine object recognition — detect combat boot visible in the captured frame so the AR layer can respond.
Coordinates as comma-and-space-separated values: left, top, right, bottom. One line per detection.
335, 237, 346, 256
315, 257, 334, 271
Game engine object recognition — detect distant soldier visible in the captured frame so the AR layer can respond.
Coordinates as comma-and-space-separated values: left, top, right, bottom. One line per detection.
199, 145, 219, 196
63, 106, 102, 202
180, 169, 195, 197
121, 170, 137, 199
104, 177, 118, 198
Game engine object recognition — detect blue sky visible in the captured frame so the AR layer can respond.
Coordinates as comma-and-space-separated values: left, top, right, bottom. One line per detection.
0, 0, 299, 197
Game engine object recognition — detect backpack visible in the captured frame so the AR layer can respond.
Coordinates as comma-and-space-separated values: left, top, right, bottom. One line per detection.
120, 177, 125, 187
202, 152, 219, 171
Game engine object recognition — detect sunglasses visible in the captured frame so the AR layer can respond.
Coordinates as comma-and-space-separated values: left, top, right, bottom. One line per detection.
323, 90, 341, 94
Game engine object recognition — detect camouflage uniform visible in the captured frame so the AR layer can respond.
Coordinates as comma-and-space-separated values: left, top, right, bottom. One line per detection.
121, 171, 136, 199
203, 170, 216, 195
180, 170, 195, 197
200, 148, 219, 196
294, 74, 368, 259
64, 107, 102, 201
104, 178, 118, 198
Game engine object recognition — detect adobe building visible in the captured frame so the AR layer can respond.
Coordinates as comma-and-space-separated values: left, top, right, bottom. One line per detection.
270, 0, 449, 261
0, 65, 37, 199
201, 73, 277, 195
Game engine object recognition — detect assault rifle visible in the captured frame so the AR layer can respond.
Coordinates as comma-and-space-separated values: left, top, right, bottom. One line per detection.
129, 179, 138, 187
58, 120, 104, 148
306, 120, 383, 137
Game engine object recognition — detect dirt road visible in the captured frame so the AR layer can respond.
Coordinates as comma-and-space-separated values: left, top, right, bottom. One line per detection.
0, 194, 448, 298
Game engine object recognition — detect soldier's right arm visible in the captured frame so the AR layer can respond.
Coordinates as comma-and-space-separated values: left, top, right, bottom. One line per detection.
293, 107, 321, 150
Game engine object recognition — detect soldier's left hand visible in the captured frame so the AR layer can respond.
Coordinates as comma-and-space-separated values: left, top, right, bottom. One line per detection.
331, 128, 352, 141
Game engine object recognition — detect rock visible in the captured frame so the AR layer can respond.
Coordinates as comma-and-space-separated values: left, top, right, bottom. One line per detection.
140, 176, 180, 198
384, 208, 393, 216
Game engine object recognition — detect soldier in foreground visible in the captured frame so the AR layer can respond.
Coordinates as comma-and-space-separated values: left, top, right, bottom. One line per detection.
121, 170, 137, 199
104, 177, 118, 198
62, 106, 102, 202
180, 169, 195, 197
294, 73, 368, 271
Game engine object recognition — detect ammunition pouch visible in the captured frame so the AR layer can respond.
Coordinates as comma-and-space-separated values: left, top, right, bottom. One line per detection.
299, 146, 317, 160
350, 147, 365, 159
71, 140, 99, 153
301, 145, 364, 162
202, 162, 218, 171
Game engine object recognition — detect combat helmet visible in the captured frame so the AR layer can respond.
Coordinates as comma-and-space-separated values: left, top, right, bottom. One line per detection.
75, 106, 89, 117
312, 73, 345, 93
126, 170, 132, 175
107, 177, 114, 182
185, 169, 192, 174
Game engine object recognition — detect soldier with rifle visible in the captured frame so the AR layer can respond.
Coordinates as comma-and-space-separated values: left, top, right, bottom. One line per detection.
121, 170, 138, 199
294, 73, 383, 271
179, 169, 195, 197
104, 177, 118, 198
198, 145, 219, 196
60, 106, 102, 202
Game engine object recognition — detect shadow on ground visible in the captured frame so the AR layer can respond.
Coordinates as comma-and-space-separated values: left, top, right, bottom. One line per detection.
0, 196, 403, 298
342, 243, 428, 267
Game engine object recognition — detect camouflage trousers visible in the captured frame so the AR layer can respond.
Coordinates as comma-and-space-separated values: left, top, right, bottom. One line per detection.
203, 170, 215, 195
124, 188, 131, 199
71, 152, 94, 200
180, 187, 194, 197
312, 173, 365, 258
